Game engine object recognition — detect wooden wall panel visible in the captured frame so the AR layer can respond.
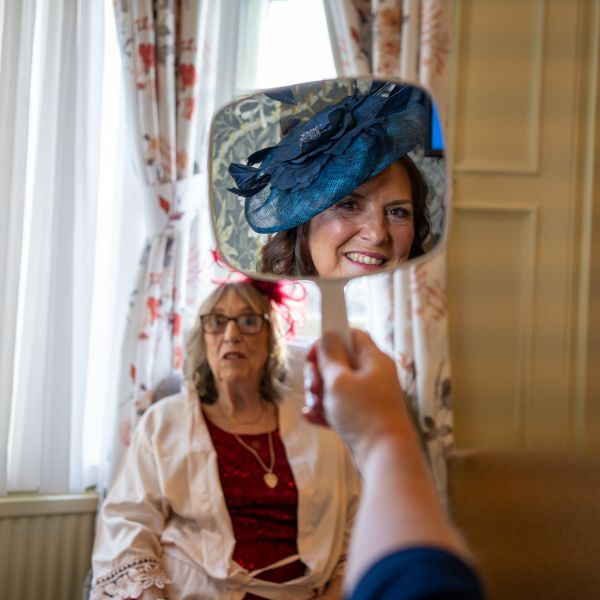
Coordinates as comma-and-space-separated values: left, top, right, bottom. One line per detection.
453, 0, 544, 173
449, 205, 537, 447
449, 0, 598, 452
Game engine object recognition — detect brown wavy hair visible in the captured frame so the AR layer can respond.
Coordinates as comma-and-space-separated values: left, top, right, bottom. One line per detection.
258, 155, 431, 276
184, 283, 287, 404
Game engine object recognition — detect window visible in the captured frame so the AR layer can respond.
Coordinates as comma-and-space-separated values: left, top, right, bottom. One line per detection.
236, 0, 336, 94
233, 0, 370, 341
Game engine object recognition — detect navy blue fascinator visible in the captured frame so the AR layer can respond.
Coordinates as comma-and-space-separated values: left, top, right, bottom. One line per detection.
228, 81, 428, 234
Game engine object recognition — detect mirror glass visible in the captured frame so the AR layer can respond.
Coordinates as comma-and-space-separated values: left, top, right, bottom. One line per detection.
209, 78, 448, 281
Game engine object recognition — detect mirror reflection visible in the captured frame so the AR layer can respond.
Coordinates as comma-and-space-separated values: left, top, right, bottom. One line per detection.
210, 78, 447, 280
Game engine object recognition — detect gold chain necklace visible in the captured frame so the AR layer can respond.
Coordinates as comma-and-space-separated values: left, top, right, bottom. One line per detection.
229, 403, 267, 426
232, 430, 278, 489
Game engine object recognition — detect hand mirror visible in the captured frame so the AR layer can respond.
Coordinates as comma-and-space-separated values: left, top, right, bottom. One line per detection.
209, 78, 448, 345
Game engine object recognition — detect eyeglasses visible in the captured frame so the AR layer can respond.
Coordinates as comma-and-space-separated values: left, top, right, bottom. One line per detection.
200, 313, 269, 335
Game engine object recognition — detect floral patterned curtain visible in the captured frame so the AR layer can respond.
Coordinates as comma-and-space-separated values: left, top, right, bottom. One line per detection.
109, 1, 220, 478
325, 0, 453, 492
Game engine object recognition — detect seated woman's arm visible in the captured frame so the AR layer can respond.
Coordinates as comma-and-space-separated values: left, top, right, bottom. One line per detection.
91, 425, 171, 600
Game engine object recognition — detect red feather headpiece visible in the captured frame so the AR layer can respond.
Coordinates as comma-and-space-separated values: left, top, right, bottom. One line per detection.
209, 249, 307, 337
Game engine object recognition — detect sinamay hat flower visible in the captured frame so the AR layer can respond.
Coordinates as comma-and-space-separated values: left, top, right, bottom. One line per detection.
228, 81, 428, 234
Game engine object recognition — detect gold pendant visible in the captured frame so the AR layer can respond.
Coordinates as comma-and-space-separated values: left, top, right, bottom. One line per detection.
264, 472, 278, 488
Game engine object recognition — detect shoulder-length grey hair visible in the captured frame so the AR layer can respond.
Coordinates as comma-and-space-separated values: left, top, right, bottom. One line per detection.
184, 282, 287, 404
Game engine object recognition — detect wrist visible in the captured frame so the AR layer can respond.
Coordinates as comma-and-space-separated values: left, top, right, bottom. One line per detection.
353, 420, 421, 470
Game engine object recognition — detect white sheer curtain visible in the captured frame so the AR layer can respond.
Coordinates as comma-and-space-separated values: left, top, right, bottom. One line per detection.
0, 0, 106, 494
100, 0, 244, 487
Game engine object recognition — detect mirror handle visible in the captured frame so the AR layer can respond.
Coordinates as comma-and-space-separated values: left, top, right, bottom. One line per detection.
319, 279, 352, 353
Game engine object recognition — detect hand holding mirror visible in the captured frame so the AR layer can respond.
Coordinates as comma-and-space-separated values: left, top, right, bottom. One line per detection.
209, 78, 448, 345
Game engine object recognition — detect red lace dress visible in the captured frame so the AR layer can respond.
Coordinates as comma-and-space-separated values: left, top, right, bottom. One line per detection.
205, 417, 307, 599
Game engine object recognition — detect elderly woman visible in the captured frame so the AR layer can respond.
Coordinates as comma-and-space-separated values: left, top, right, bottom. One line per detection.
91, 281, 360, 600
228, 82, 431, 277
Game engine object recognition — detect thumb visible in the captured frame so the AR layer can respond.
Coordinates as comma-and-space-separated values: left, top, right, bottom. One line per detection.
349, 329, 381, 370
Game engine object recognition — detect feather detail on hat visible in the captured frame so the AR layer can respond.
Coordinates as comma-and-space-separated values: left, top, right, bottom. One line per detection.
228, 82, 428, 233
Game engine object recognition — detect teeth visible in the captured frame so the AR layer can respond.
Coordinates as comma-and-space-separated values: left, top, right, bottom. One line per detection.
347, 252, 384, 266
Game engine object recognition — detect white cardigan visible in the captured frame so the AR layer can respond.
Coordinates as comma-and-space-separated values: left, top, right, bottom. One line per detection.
91, 388, 361, 600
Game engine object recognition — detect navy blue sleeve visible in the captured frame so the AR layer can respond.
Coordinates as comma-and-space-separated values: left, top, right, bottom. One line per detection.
348, 547, 485, 600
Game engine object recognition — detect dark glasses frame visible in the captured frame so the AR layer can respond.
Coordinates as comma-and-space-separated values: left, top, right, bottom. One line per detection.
200, 312, 269, 335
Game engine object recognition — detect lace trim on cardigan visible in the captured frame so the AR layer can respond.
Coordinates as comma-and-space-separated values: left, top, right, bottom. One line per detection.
91, 557, 171, 600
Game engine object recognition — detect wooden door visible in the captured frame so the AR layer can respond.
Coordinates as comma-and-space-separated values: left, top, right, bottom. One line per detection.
447, 0, 600, 451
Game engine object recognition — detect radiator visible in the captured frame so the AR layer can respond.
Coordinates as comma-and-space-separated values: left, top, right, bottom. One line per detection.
0, 493, 98, 600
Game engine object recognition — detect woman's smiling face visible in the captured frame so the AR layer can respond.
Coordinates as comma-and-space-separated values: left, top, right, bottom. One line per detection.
307, 161, 415, 277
